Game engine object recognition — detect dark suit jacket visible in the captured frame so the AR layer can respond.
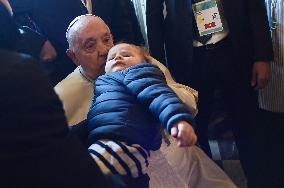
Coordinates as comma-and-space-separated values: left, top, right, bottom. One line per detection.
0, 4, 19, 50
0, 50, 110, 187
10, 0, 87, 59
10, 0, 145, 58
146, 0, 273, 85
92, 0, 145, 46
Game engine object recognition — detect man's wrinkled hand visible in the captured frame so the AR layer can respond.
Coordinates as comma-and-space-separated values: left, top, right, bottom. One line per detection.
40, 40, 57, 62
170, 121, 197, 147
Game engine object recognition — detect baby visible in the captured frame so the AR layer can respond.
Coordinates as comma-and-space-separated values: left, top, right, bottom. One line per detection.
87, 43, 197, 186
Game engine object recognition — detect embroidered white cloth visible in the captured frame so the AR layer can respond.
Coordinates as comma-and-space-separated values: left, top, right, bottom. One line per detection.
149, 137, 237, 188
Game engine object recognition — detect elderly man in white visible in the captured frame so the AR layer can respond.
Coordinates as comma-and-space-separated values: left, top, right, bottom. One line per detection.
55, 14, 236, 188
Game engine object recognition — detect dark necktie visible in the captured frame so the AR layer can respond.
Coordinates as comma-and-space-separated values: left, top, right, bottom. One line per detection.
192, 0, 212, 44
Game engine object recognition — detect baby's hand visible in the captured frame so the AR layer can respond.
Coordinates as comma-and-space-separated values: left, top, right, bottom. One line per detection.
170, 121, 197, 147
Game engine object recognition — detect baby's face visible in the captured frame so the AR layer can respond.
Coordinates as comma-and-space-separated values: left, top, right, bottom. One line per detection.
105, 43, 144, 73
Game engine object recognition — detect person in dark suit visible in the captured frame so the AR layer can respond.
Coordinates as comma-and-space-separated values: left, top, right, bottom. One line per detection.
0, 4, 111, 186
92, 0, 145, 46
0, 49, 114, 187
9, 0, 84, 85
9, 0, 144, 85
146, 0, 273, 187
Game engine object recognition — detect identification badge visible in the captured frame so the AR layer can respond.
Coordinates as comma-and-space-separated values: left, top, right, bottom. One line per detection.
192, 0, 223, 36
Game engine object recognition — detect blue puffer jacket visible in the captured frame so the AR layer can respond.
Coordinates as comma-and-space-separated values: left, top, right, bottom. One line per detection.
87, 62, 195, 150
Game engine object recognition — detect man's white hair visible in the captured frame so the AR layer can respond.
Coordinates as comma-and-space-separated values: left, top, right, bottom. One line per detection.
66, 14, 109, 51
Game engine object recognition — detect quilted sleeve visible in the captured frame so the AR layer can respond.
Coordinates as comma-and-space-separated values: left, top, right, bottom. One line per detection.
123, 63, 195, 132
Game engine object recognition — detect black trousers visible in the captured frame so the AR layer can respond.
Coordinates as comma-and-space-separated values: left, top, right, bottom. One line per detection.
191, 37, 263, 187
256, 109, 284, 188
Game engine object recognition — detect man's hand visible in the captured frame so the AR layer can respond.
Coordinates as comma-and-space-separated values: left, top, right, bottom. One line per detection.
170, 121, 197, 147
251, 61, 271, 90
40, 40, 57, 62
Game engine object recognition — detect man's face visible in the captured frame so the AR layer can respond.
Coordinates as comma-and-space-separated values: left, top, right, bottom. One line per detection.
72, 17, 114, 79
105, 43, 144, 73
